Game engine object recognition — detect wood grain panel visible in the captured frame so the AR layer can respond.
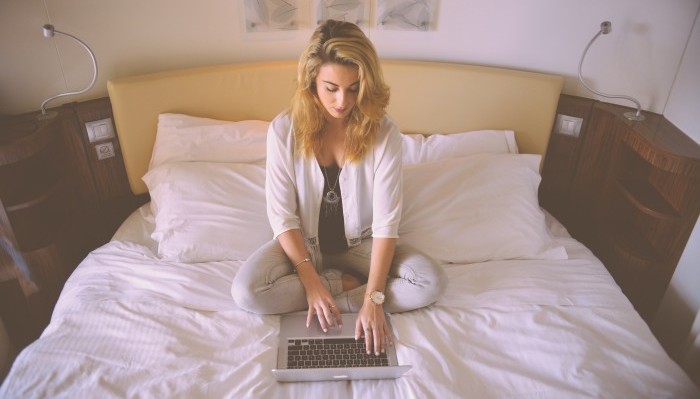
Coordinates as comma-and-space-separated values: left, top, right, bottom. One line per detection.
71, 98, 148, 240
0, 112, 81, 358
550, 99, 700, 322
539, 95, 595, 226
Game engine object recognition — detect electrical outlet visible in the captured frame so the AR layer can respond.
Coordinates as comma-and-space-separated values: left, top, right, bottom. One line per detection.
95, 142, 115, 160
85, 118, 115, 143
555, 114, 583, 137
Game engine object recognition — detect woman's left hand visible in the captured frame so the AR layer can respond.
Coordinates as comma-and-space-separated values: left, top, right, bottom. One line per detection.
355, 299, 393, 356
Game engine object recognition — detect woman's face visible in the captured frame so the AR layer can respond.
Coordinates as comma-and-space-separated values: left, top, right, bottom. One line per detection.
315, 62, 360, 122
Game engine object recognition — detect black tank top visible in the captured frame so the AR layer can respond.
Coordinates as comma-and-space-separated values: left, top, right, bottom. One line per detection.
318, 163, 348, 254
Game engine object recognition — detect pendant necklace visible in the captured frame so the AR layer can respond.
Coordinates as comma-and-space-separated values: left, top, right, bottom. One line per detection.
322, 165, 342, 205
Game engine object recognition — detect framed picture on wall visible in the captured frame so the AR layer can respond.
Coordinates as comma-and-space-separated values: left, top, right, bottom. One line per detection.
376, 0, 437, 31
244, 0, 301, 32
315, 0, 370, 28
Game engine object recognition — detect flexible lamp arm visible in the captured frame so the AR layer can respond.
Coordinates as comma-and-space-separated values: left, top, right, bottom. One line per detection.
40, 24, 98, 116
578, 21, 644, 121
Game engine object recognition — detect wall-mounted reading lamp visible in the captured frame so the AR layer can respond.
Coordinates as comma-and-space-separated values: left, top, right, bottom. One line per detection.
578, 21, 645, 121
38, 24, 98, 120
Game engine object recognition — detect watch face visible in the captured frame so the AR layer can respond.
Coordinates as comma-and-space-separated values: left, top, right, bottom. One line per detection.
370, 291, 385, 304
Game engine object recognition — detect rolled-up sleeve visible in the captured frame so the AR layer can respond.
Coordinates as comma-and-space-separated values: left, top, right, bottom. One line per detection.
266, 114, 301, 238
371, 118, 403, 238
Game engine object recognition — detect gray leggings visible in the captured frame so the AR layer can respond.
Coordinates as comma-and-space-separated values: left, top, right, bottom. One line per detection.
232, 238, 446, 314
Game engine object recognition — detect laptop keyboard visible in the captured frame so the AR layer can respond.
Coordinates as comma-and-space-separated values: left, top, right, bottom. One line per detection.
286, 338, 389, 369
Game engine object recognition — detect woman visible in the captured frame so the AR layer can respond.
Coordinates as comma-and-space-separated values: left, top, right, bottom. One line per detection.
232, 20, 445, 356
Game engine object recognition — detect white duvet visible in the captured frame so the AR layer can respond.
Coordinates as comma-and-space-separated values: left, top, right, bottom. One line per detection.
1, 208, 697, 399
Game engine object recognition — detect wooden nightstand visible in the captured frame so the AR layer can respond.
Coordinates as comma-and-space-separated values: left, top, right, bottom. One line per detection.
0, 100, 145, 361
0, 315, 14, 381
0, 111, 83, 349
541, 95, 700, 322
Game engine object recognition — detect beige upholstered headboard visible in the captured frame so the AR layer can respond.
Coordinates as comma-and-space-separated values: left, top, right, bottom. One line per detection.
108, 60, 563, 195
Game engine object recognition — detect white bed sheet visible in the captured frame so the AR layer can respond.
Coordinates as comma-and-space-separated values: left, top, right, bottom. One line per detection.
1, 206, 697, 399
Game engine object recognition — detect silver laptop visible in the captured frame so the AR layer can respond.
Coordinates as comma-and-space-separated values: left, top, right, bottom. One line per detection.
272, 312, 411, 382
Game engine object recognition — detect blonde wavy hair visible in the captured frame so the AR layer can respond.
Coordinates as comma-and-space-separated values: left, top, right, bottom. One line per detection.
290, 20, 390, 162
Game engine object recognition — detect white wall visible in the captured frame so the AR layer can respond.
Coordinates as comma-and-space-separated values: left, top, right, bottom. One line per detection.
0, 0, 698, 116
665, 7, 700, 141
654, 5, 700, 379
1, 0, 699, 374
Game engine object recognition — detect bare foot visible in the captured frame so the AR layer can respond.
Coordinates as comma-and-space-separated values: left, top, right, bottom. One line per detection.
341, 273, 362, 291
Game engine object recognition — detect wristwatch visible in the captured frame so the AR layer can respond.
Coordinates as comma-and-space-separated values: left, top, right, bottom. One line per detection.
367, 290, 385, 305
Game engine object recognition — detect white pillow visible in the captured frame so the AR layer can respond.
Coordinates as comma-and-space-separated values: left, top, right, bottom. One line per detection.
149, 113, 269, 170
143, 162, 272, 263
399, 153, 567, 264
402, 129, 518, 165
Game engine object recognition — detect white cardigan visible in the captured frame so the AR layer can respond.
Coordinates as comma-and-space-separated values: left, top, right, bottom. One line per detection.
265, 112, 403, 250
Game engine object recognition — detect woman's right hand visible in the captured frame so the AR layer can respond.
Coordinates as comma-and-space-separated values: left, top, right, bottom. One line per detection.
298, 264, 342, 332
274, 230, 341, 332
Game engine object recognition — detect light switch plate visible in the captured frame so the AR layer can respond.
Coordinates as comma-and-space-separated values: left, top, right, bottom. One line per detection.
86, 118, 115, 143
555, 114, 583, 137
95, 142, 115, 160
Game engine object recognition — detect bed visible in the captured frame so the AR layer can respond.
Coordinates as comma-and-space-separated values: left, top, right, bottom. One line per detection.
1, 60, 698, 398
